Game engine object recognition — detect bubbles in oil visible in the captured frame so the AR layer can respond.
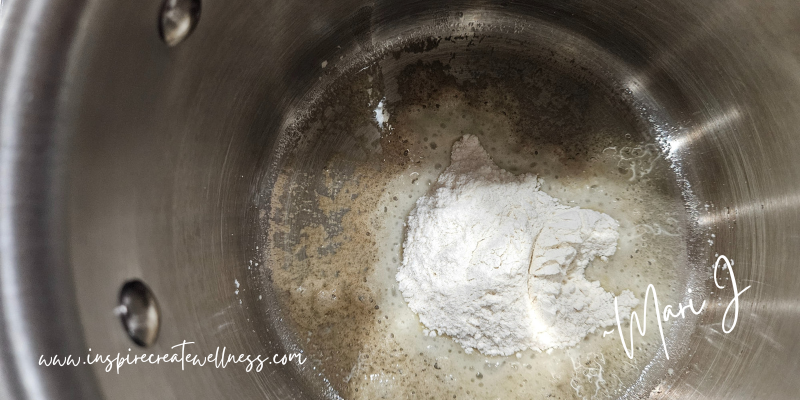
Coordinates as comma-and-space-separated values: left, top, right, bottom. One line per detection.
264, 35, 692, 400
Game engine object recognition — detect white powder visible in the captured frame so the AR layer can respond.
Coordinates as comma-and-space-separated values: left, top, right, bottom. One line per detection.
396, 135, 639, 356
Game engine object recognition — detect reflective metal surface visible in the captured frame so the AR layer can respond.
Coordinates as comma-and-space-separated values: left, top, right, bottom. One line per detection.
1, 0, 800, 399
117, 280, 161, 348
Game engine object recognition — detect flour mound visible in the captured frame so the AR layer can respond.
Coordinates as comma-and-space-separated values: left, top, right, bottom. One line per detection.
396, 135, 639, 356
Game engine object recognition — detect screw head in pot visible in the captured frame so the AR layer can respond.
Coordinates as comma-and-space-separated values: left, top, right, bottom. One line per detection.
159, 0, 201, 46
116, 280, 161, 347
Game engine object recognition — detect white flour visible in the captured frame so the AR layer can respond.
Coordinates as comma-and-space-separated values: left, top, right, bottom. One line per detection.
397, 135, 640, 356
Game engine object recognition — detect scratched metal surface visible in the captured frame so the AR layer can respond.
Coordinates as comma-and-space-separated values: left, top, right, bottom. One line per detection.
1, 0, 799, 399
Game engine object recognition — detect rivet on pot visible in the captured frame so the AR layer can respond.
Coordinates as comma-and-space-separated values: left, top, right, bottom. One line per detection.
116, 280, 161, 347
158, 0, 201, 47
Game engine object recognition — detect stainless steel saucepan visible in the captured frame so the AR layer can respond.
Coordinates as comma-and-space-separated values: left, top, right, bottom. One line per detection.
1, 0, 799, 398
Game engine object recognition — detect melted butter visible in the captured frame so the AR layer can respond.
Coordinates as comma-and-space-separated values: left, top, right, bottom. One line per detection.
265, 58, 689, 399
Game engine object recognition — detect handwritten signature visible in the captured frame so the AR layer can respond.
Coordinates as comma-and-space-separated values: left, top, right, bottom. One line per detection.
611, 255, 751, 360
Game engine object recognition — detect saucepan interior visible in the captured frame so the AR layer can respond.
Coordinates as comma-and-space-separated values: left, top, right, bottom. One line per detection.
53, 0, 800, 399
